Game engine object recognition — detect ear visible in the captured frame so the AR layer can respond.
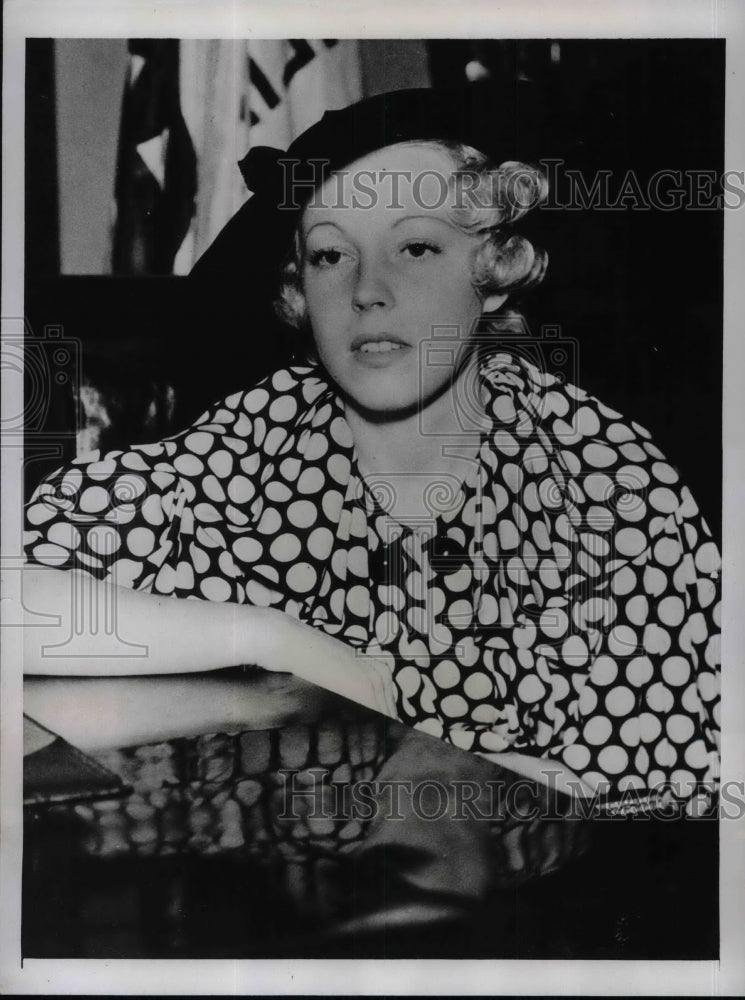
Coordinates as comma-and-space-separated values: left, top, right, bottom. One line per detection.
481, 292, 508, 314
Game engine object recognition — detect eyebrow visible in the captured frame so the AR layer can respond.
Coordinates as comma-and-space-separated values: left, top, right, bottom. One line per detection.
303, 214, 455, 238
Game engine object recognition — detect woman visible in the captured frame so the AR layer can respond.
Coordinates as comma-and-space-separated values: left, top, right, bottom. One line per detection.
23, 88, 720, 812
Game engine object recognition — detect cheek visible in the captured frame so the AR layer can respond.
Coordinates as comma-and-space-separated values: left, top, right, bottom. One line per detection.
303, 286, 346, 365
416, 257, 480, 305
303, 273, 348, 327
414, 278, 482, 335
454, 278, 483, 331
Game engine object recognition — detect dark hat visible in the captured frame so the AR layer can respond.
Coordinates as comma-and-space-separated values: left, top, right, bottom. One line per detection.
190, 86, 518, 284
237, 86, 513, 201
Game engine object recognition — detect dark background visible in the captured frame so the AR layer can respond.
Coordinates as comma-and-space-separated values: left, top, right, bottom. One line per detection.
26, 39, 724, 543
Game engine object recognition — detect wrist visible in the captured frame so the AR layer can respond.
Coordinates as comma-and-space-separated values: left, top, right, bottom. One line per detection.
240, 604, 289, 670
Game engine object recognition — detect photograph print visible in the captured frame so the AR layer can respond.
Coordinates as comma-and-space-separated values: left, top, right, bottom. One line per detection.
18, 34, 723, 964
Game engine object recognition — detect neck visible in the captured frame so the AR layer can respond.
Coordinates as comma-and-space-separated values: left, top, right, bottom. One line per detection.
344, 357, 489, 477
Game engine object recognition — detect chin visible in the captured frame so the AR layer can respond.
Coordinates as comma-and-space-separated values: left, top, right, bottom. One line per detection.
347, 391, 419, 417
341, 372, 454, 419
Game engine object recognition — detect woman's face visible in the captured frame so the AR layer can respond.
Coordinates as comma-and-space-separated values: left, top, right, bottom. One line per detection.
300, 143, 504, 416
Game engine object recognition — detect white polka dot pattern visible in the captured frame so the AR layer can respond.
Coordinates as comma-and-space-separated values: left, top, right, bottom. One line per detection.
23, 351, 721, 803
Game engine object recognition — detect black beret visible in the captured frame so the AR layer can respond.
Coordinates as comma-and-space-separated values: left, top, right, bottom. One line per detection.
190, 86, 517, 284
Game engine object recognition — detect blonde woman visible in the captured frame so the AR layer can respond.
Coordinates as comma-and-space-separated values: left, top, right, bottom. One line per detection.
24, 88, 720, 814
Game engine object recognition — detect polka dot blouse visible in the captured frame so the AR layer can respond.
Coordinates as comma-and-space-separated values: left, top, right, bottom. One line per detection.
24, 350, 721, 804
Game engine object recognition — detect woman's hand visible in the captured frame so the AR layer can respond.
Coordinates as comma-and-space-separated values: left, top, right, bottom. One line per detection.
258, 608, 400, 721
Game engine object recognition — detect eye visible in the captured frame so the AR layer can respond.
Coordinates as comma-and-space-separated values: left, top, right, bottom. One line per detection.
401, 240, 441, 260
306, 248, 349, 268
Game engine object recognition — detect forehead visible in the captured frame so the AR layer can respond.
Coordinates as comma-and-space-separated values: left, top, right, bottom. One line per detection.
301, 142, 459, 232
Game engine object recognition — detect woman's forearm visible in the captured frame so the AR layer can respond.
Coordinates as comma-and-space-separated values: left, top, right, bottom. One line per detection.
22, 566, 274, 676
24, 672, 339, 749
22, 567, 397, 717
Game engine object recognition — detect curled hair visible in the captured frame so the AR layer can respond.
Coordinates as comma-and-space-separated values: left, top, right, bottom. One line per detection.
440, 143, 549, 295
274, 139, 548, 342
274, 242, 307, 330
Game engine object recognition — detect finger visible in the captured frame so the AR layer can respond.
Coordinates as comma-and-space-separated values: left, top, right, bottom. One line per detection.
385, 681, 398, 720
368, 672, 390, 720
385, 675, 398, 719
369, 656, 398, 719
370, 678, 385, 718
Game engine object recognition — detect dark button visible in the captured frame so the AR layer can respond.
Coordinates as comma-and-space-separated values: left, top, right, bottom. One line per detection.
369, 532, 411, 588
427, 535, 468, 574
368, 543, 390, 587
368, 535, 406, 587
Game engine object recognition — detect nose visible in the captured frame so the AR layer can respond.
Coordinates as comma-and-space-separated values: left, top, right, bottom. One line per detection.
352, 251, 393, 312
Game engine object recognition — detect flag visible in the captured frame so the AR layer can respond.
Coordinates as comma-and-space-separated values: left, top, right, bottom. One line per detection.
112, 39, 197, 275
175, 39, 362, 273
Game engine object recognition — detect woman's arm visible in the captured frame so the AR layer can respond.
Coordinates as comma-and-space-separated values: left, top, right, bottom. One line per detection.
23, 672, 341, 750
22, 566, 399, 718
22, 566, 275, 676
22, 569, 587, 789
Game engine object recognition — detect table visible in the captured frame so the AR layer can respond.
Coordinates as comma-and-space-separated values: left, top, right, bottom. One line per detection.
23, 669, 718, 959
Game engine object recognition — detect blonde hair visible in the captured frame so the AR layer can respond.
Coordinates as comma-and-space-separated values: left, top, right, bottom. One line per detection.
274, 140, 548, 347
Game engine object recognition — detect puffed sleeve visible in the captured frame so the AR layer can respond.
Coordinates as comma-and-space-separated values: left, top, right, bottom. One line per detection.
23, 387, 260, 601
546, 474, 721, 811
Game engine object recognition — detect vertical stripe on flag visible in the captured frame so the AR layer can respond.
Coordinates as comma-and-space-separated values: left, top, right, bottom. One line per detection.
112, 39, 197, 275
175, 39, 362, 273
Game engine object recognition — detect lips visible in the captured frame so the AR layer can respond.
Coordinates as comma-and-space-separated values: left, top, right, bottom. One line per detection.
358, 341, 405, 354
350, 332, 409, 353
